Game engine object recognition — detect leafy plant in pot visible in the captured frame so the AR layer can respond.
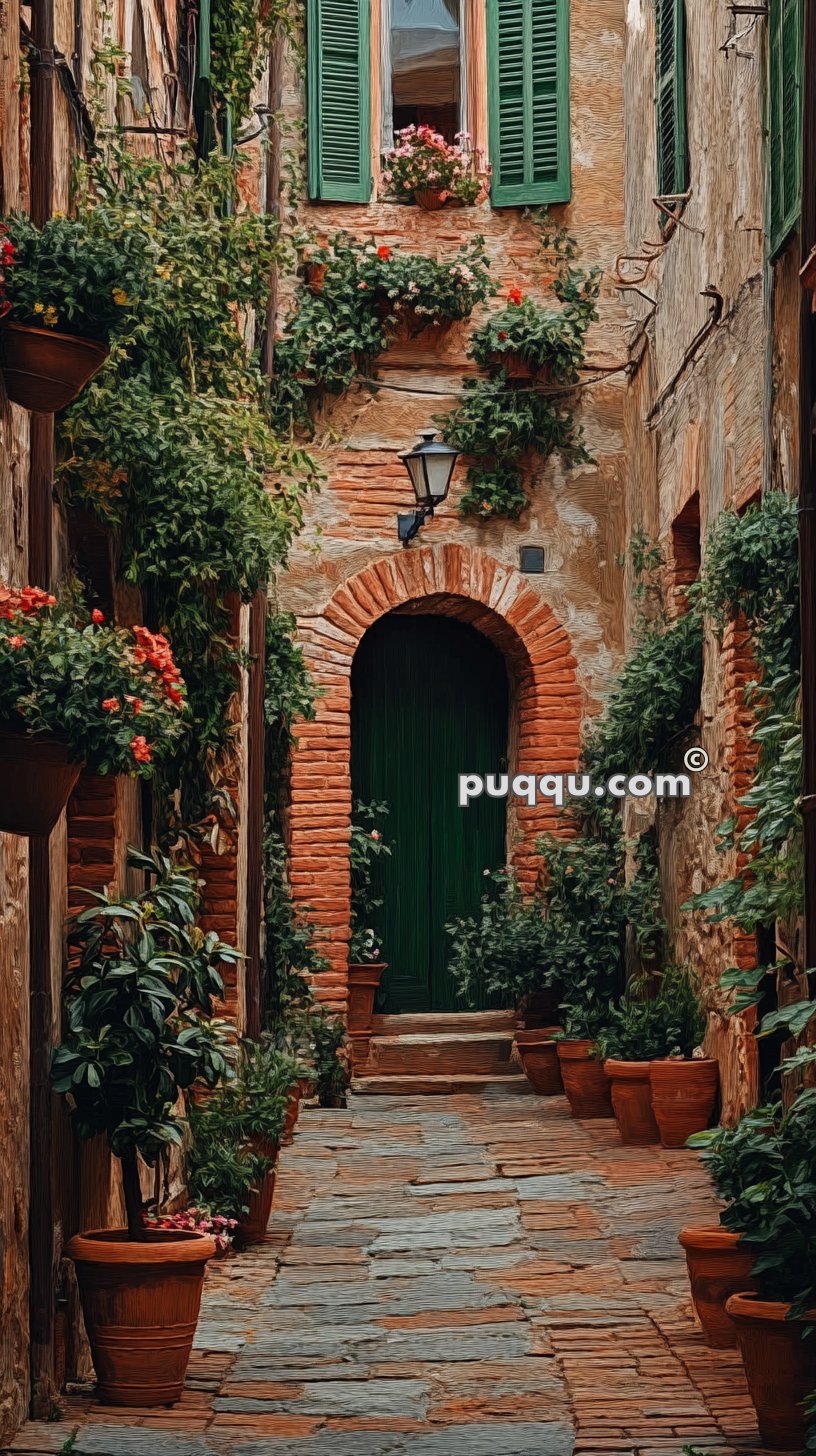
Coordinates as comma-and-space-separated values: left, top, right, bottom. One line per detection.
0, 212, 148, 410
348, 800, 392, 1039
52, 849, 241, 1407
310, 1007, 351, 1108
717, 1091, 816, 1449
0, 584, 187, 835
646, 965, 718, 1148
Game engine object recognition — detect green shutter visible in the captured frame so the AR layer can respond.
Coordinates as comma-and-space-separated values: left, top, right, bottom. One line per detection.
768, 0, 802, 256
487, 0, 571, 207
655, 0, 688, 200
307, 0, 371, 202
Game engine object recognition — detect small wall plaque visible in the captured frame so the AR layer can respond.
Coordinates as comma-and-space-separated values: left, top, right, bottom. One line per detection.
519, 546, 545, 574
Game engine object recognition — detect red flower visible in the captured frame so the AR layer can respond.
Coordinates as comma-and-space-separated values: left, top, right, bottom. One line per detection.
92, 608, 105, 624
498, 331, 508, 342
377, 245, 392, 261
9, 634, 26, 649
507, 286, 524, 306
130, 735, 152, 764
102, 697, 121, 713
126, 695, 144, 716
1, 241, 14, 266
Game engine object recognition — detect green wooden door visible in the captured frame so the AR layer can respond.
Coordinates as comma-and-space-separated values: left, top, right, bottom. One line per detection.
351, 614, 508, 1013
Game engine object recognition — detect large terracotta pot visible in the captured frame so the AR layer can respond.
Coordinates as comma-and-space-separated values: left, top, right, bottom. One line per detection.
0, 730, 83, 836
678, 1227, 757, 1348
515, 1027, 563, 1095
604, 1059, 660, 1145
66, 1228, 215, 1407
725, 1293, 816, 1449
1, 322, 108, 412
557, 1041, 614, 1118
649, 1057, 719, 1147
348, 962, 386, 1032
237, 1167, 276, 1246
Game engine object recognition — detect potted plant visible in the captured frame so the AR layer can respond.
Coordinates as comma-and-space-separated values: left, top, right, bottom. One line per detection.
311, 1007, 351, 1108
679, 1105, 776, 1348
718, 1093, 816, 1449
53, 849, 241, 1407
556, 1003, 615, 1119
144, 1208, 239, 1259
598, 966, 706, 1146
0, 212, 146, 410
365, 239, 494, 335
648, 966, 718, 1148
301, 243, 331, 294
382, 125, 490, 210
348, 800, 392, 1032
469, 274, 600, 384
0, 584, 187, 835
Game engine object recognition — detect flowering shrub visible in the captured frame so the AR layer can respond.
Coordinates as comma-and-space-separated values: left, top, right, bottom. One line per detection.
144, 1207, 238, 1254
0, 212, 149, 341
469, 274, 600, 379
0, 585, 187, 774
383, 126, 490, 206
363, 238, 493, 326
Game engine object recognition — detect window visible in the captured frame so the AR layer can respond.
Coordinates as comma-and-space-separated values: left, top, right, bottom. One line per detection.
654, 0, 688, 204
486, 0, 571, 208
384, 0, 464, 145
768, 0, 803, 257
307, 0, 372, 202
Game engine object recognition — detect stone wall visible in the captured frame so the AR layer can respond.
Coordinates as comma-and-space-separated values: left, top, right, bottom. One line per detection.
276, 0, 630, 1002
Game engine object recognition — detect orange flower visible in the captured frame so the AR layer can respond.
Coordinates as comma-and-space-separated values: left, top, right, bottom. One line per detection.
507, 286, 524, 306
126, 695, 144, 716
130, 735, 152, 764
9, 634, 26, 649
102, 697, 121, 713
377, 245, 392, 261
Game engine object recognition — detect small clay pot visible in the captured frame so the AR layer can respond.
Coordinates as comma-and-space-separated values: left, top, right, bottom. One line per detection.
649, 1058, 719, 1147
304, 261, 328, 293
237, 1167, 276, 1246
67, 1228, 215, 1407
725, 1292, 816, 1449
1, 321, 108, 412
557, 1041, 614, 1118
604, 1059, 660, 1145
515, 1028, 563, 1095
281, 1085, 301, 1146
0, 729, 83, 837
678, 1226, 757, 1349
348, 962, 386, 1032
414, 186, 447, 211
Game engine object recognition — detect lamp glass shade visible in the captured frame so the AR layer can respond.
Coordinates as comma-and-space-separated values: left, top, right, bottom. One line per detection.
400, 429, 460, 507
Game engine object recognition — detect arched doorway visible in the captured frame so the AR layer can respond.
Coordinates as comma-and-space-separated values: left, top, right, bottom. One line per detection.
351, 613, 508, 1013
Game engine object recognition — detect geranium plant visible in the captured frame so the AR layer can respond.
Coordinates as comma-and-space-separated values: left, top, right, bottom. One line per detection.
144, 1207, 238, 1255
362, 238, 494, 326
470, 273, 600, 379
0, 212, 148, 341
383, 125, 490, 206
0, 584, 187, 774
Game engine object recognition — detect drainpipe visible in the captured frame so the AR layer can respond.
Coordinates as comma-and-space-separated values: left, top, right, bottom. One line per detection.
194, 0, 217, 157
27, 0, 59, 1420
799, 0, 816, 980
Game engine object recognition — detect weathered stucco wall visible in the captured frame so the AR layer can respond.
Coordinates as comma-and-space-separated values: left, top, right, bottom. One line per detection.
622, 0, 800, 1120
277, 0, 630, 988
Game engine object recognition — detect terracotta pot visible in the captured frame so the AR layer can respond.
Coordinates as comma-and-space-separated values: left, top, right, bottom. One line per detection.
349, 1029, 372, 1072
515, 1028, 563, 1095
487, 352, 554, 384
414, 186, 448, 210
604, 1059, 660, 1145
1, 321, 108, 412
725, 1293, 816, 1449
649, 1058, 719, 1147
281, 1085, 301, 1145
0, 729, 83, 836
66, 1228, 215, 1407
297, 1075, 316, 1100
557, 1040, 614, 1118
304, 261, 328, 293
348, 961, 386, 1032
518, 990, 561, 1029
237, 1167, 276, 1246
677, 1227, 757, 1349
248, 1132, 280, 1163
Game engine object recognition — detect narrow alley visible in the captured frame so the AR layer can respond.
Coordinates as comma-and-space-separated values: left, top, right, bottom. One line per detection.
6, 1091, 766, 1456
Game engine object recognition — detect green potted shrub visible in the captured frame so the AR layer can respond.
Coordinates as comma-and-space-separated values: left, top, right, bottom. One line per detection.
0, 584, 187, 835
647, 966, 718, 1148
347, 801, 393, 1039
715, 1093, 816, 1449
382, 125, 490, 210
311, 1007, 351, 1108
367, 238, 494, 334
0, 212, 146, 410
469, 273, 599, 383
53, 849, 241, 1407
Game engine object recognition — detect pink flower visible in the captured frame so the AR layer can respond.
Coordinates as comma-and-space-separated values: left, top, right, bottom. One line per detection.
130, 735, 152, 764
371, 830, 380, 841
8, 634, 26, 649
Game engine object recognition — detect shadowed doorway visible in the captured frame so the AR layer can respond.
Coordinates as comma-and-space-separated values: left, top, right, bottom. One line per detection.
351, 612, 508, 1013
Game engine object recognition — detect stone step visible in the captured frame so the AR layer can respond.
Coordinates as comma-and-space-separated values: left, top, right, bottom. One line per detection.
368, 1030, 517, 1078
352, 1072, 531, 1096
372, 1010, 517, 1036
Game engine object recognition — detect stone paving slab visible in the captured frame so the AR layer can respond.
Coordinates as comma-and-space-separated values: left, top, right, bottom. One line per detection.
2, 1091, 775, 1456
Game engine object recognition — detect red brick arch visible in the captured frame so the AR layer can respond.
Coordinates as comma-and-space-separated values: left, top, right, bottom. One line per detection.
288, 544, 582, 1012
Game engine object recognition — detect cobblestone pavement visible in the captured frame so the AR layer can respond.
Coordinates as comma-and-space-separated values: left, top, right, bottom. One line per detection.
6, 1091, 770, 1456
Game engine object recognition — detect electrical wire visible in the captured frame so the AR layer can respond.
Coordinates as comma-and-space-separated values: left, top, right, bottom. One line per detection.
350, 363, 631, 399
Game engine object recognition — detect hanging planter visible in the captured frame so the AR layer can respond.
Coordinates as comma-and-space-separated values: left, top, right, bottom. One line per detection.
515, 1027, 563, 1095
348, 961, 387, 1031
557, 1040, 614, 1118
725, 1294, 816, 1449
677, 1227, 757, 1349
604, 1059, 660, 1146
649, 1057, 719, 1147
0, 728, 83, 837
67, 1227, 215, 1406
303, 260, 329, 294
0, 321, 108, 412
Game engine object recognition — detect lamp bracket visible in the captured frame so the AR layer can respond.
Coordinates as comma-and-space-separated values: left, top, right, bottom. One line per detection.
397, 506, 434, 546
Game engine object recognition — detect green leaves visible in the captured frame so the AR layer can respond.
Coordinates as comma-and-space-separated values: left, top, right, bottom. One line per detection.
596, 965, 706, 1062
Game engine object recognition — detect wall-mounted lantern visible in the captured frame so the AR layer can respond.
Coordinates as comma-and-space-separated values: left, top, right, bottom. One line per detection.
397, 429, 460, 546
